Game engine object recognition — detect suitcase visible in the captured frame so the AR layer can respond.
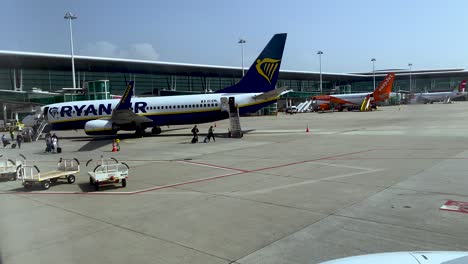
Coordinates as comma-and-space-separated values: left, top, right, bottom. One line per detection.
11, 143, 16, 149
57, 147, 62, 153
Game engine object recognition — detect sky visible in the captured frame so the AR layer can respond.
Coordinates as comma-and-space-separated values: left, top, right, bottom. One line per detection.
2, 0, 468, 73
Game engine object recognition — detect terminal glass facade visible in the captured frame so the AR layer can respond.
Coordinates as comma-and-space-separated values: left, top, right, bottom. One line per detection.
0, 68, 467, 106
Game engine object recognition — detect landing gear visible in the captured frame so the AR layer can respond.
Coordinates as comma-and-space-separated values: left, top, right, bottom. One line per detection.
135, 128, 145, 137
134, 123, 145, 137
151, 126, 162, 135
112, 123, 120, 135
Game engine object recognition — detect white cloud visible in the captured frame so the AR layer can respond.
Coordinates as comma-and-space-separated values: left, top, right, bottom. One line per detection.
79, 41, 159, 61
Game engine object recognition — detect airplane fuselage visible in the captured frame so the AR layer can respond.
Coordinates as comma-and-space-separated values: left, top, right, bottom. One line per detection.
44, 92, 276, 130
313, 92, 373, 106
416, 91, 466, 103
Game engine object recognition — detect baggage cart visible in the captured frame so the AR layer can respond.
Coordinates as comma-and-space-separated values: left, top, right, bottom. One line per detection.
0, 154, 26, 181
21, 158, 79, 190
88, 162, 129, 191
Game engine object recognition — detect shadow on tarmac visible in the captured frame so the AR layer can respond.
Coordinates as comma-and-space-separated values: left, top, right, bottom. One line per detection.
77, 182, 124, 192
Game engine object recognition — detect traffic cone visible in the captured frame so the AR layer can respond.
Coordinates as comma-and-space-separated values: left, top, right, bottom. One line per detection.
306, 125, 310, 133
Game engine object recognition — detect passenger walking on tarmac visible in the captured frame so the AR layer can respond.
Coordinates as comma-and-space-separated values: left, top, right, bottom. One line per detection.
206, 126, 215, 142
191, 125, 199, 143
16, 133, 23, 149
45, 134, 52, 153
2, 134, 10, 148
51, 133, 58, 153
9, 128, 14, 141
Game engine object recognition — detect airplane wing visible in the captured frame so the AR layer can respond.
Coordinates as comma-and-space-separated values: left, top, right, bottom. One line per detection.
254, 86, 292, 100
110, 81, 153, 125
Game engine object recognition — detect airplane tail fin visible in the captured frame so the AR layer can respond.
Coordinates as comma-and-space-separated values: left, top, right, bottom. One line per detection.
372, 73, 395, 102
459, 80, 466, 92
115, 81, 134, 110
216, 33, 287, 93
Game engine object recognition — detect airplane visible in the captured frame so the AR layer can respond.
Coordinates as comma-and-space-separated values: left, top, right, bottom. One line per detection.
311, 73, 395, 112
411, 80, 466, 104
320, 251, 468, 264
34, 33, 289, 136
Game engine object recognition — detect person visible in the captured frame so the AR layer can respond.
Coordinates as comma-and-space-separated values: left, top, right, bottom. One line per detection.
9, 128, 14, 141
191, 125, 199, 143
45, 134, 52, 153
2, 134, 9, 148
206, 126, 215, 142
16, 133, 23, 149
116, 138, 120, 151
52, 135, 58, 153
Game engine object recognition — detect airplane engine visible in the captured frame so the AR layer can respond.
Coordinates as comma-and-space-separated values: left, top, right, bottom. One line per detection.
84, 120, 117, 135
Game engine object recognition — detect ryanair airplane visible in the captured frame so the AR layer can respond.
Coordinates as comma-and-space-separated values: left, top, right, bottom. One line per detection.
40, 33, 289, 136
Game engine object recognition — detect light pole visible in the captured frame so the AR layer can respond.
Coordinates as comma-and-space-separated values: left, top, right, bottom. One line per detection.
238, 38, 246, 77
371, 58, 376, 90
408, 63, 413, 93
64, 12, 78, 89
317, 50, 323, 93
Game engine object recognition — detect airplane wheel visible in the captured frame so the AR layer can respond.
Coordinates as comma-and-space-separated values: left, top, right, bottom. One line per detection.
152, 126, 162, 135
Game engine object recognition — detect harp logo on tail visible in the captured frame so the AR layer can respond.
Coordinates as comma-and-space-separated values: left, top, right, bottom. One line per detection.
256, 58, 281, 84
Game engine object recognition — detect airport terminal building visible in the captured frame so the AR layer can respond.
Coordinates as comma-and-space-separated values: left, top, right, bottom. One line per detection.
2, 50, 468, 119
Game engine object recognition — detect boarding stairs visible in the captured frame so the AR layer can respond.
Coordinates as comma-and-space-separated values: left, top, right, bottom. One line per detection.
229, 106, 243, 138
33, 116, 49, 142
221, 97, 243, 138
299, 100, 312, 112
360, 95, 371, 112
296, 102, 306, 112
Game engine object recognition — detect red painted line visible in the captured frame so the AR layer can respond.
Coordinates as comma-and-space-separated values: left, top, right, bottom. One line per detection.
179, 160, 247, 172
0, 149, 375, 196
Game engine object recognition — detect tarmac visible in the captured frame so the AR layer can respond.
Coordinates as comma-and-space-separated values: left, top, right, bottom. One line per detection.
1, 103, 468, 264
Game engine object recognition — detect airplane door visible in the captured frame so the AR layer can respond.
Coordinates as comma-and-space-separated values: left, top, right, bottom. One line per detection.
229, 97, 236, 112
220, 97, 229, 112
42, 107, 49, 120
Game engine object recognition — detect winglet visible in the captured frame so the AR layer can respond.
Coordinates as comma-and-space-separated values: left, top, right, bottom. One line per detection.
116, 81, 134, 110
459, 80, 466, 92
373, 73, 395, 102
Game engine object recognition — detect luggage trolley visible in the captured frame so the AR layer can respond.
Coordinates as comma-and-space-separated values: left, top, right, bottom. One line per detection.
0, 154, 26, 181
21, 158, 80, 190
87, 157, 129, 191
